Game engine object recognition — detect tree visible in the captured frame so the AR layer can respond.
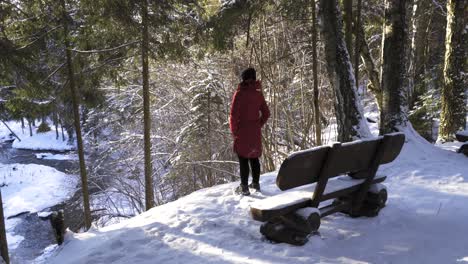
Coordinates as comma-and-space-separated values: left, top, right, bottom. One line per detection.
438, 0, 467, 142
343, 0, 353, 61
354, 0, 362, 89
60, 0, 92, 229
354, 23, 382, 110
140, 0, 155, 211
379, 0, 408, 134
319, 0, 371, 141
86, 0, 200, 211
0, 190, 9, 264
311, 0, 322, 145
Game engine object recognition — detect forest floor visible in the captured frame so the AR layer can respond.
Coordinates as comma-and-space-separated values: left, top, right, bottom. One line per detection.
42, 127, 468, 263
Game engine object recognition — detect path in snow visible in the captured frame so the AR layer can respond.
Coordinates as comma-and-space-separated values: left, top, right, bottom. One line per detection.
45, 130, 468, 264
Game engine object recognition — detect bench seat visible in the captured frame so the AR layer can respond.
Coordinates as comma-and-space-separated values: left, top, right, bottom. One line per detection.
251, 174, 386, 222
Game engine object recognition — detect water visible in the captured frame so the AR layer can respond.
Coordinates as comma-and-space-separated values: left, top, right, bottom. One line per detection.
0, 142, 82, 263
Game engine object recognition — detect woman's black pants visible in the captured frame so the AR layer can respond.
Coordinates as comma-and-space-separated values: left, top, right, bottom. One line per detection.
238, 155, 260, 186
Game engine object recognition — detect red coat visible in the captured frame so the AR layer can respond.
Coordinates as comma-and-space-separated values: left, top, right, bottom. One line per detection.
229, 80, 270, 158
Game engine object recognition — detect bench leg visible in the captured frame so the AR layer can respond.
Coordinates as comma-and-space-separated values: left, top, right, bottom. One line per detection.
334, 184, 387, 217
259, 208, 321, 246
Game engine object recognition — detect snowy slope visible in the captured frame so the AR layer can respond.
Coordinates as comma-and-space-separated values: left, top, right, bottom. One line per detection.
44, 131, 468, 264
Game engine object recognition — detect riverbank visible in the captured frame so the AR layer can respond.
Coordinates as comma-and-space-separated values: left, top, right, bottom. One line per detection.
0, 121, 79, 263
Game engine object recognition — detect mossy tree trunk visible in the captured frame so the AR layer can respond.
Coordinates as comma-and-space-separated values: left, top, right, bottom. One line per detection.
343, 0, 353, 60
380, 0, 408, 134
319, 0, 370, 142
438, 0, 467, 142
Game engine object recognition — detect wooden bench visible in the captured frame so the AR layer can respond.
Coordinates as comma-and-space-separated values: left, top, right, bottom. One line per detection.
456, 131, 468, 156
250, 133, 405, 245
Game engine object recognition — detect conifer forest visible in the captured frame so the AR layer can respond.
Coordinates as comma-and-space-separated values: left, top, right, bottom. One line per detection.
0, 0, 466, 263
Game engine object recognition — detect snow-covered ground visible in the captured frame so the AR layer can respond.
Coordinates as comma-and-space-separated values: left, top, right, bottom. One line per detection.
0, 120, 75, 151
43, 129, 468, 264
1, 164, 77, 250
35, 153, 78, 161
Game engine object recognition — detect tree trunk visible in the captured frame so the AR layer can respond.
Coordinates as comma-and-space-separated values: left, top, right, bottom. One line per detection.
438, 0, 467, 142
311, 0, 322, 145
28, 119, 33, 136
354, 23, 383, 110
354, 0, 362, 89
61, 121, 65, 142
141, 0, 155, 211
0, 191, 9, 264
61, 0, 92, 230
319, 0, 371, 142
380, 0, 408, 134
407, 0, 432, 109
55, 113, 59, 140
343, 0, 353, 60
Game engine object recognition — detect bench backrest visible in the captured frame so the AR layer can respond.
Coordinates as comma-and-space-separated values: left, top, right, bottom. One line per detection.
276, 133, 405, 190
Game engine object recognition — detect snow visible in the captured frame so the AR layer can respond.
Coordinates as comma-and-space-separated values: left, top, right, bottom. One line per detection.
0, 164, 77, 250
35, 153, 78, 161
458, 130, 468, 137
43, 133, 468, 264
0, 120, 75, 151
436, 141, 465, 152
295, 207, 320, 219
12, 131, 75, 152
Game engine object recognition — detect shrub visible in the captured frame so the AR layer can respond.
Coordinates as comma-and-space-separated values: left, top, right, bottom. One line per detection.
37, 122, 51, 133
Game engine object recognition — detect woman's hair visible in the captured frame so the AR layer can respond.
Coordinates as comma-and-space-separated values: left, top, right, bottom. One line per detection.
241, 67, 256, 82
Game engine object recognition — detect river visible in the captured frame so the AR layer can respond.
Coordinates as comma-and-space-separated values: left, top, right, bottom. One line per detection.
0, 142, 83, 263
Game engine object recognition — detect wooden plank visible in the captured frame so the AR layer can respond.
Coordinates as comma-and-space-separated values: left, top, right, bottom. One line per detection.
380, 132, 405, 164
319, 200, 351, 218
250, 175, 386, 222
275, 133, 404, 190
319, 175, 386, 201
276, 145, 329, 190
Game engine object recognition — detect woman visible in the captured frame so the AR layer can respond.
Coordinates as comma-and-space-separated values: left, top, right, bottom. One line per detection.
229, 68, 270, 195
